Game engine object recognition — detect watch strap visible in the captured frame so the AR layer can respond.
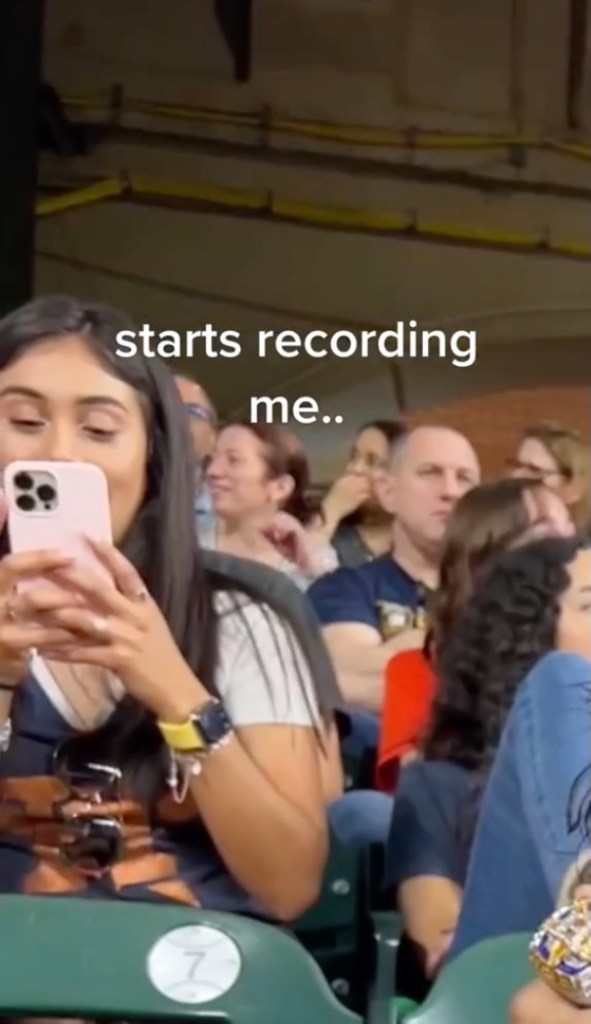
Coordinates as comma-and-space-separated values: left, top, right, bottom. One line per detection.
157, 698, 233, 753
157, 717, 206, 752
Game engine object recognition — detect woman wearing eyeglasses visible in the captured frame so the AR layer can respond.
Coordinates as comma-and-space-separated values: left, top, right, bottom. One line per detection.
508, 422, 590, 536
0, 296, 341, 922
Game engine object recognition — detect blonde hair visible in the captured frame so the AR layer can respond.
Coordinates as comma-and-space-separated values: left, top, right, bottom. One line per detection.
523, 422, 590, 534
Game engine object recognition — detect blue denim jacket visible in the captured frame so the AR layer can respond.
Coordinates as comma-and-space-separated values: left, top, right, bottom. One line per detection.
449, 651, 591, 959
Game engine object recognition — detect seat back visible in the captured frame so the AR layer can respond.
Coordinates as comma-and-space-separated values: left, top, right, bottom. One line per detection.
296, 837, 362, 938
0, 896, 362, 1023
295, 836, 369, 1012
396, 934, 535, 1023
203, 550, 346, 728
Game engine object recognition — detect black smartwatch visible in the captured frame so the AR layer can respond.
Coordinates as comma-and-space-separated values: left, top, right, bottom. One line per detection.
190, 698, 234, 750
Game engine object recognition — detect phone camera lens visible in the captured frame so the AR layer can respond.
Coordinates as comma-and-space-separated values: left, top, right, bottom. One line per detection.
36, 484, 56, 504
16, 494, 36, 512
14, 472, 34, 491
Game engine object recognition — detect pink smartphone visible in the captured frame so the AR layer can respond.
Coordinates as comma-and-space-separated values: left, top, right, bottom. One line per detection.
3, 460, 113, 594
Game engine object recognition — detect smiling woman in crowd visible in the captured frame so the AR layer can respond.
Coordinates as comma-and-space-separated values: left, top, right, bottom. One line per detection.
206, 421, 338, 587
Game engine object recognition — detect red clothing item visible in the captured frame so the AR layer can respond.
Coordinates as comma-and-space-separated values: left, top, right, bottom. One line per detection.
376, 648, 437, 792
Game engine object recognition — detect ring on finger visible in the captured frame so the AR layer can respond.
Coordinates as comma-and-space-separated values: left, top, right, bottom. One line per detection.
90, 614, 110, 637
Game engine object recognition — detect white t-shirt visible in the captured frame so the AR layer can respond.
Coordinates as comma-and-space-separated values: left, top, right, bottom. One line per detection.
214, 591, 321, 728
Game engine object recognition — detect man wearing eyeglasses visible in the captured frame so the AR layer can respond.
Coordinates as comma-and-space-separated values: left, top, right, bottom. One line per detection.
175, 375, 217, 463
175, 375, 218, 547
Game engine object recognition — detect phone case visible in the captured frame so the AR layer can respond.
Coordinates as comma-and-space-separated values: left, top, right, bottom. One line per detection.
4, 460, 114, 593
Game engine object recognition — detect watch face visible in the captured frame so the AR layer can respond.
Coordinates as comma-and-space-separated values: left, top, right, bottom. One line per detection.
197, 700, 233, 745
146, 925, 242, 1004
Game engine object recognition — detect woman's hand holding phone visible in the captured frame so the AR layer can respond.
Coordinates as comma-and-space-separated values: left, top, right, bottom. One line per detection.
1, 471, 204, 722
0, 498, 84, 687
34, 538, 204, 724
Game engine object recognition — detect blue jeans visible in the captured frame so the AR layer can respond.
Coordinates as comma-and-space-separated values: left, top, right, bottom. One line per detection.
329, 790, 394, 847
449, 651, 591, 959
330, 709, 390, 846
344, 707, 381, 752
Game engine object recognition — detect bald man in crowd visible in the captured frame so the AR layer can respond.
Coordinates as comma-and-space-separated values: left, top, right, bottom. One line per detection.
308, 425, 481, 713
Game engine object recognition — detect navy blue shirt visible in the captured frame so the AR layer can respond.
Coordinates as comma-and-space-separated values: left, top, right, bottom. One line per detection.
384, 761, 472, 891
331, 523, 373, 569
308, 555, 426, 636
0, 672, 270, 917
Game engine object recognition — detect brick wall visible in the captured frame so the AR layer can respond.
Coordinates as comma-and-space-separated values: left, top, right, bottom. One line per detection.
408, 386, 591, 478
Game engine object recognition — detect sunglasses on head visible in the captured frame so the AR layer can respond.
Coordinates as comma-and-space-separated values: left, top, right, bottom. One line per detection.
53, 746, 123, 876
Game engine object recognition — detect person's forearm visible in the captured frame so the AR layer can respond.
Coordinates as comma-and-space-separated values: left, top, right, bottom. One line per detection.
319, 497, 342, 539
398, 876, 462, 952
331, 632, 421, 711
338, 670, 384, 712
336, 631, 421, 677
188, 734, 328, 921
310, 514, 336, 547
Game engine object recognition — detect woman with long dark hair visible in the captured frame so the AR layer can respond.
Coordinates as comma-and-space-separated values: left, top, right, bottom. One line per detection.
377, 476, 574, 790
386, 536, 590, 979
447, 555, 591, 956
320, 420, 405, 567
0, 295, 342, 920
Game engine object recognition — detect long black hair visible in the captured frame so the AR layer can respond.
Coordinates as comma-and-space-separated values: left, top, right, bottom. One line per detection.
0, 296, 337, 797
569, 764, 591, 846
425, 535, 584, 775
426, 535, 586, 849
425, 477, 549, 661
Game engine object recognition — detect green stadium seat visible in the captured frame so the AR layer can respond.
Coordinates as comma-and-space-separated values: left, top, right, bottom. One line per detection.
296, 836, 363, 937
367, 911, 404, 1024
295, 836, 370, 1013
392, 933, 535, 1024
0, 894, 363, 1023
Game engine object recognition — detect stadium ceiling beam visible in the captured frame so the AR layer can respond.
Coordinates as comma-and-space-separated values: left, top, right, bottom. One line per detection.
214, 0, 253, 82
